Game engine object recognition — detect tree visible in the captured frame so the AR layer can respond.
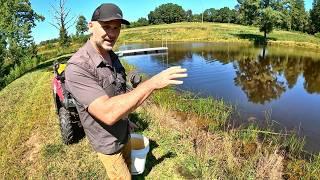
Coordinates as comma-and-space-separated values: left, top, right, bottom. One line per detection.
185, 10, 193, 22
237, 0, 260, 25
310, 0, 320, 34
203, 8, 217, 22
136, 17, 149, 26
0, 32, 6, 86
128, 17, 149, 28
76, 15, 88, 36
192, 14, 203, 22
290, 0, 308, 32
238, 0, 284, 43
50, 0, 75, 46
0, 0, 44, 65
259, 0, 286, 42
0, 0, 43, 87
148, 3, 186, 24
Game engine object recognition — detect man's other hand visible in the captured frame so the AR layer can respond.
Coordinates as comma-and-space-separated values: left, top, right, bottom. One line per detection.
148, 66, 188, 90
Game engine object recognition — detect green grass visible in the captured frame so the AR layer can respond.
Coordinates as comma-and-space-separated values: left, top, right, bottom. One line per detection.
0, 68, 106, 178
151, 88, 232, 129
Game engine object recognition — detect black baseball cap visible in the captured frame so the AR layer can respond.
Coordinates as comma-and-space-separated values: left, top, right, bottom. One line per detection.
91, 3, 130, 25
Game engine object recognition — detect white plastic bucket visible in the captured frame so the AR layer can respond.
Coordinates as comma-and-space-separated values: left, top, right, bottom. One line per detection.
130, 133, 150, 175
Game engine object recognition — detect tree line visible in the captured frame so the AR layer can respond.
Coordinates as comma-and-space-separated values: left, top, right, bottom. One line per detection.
129, 1, 320, 37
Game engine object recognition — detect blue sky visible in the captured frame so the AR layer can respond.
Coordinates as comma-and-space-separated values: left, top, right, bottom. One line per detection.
30, 0, 314, 43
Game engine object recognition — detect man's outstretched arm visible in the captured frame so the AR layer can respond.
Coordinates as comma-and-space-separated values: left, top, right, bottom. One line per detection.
88, 66, 187, 126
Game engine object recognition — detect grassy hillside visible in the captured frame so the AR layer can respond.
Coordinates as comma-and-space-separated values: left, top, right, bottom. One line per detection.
118, 22, 320, 49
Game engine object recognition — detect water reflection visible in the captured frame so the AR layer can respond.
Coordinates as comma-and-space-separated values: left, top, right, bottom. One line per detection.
121, 42, 320, 103
234, 55, 286, 104
164, 43, 320, 104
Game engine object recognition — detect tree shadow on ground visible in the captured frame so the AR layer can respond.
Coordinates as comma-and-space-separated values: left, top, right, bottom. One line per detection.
132, 139, 176, 180
232, 33, 277, 46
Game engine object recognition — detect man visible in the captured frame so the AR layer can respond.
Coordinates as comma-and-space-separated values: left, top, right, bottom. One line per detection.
65, 3, 187, 179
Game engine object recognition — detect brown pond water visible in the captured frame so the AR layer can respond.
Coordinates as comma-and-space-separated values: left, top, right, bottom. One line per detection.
121, 42, 320, 153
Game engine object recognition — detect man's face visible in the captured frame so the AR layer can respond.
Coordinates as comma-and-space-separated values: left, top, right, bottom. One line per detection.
89, 20, 121, 51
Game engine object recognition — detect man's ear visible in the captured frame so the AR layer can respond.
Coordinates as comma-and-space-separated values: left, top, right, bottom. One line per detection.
88, 21, 94, 33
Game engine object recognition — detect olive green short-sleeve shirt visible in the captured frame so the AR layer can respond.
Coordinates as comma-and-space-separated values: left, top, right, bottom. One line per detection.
65, 40, 128, 155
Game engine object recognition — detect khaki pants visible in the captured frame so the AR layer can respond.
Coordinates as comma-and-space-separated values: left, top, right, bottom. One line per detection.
97, 141, 132, 180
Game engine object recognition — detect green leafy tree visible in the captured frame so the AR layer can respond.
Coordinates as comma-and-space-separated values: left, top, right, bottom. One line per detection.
0, 0, 43, 88
290, 0, 308, 32
218, 7, 238, 23
278, 6, 291, 30
76, 15, 88, 36
192, 14, 203, 22
310, 0, 320, 34
148, 3, 186, 24
136, 17, 149, 26
0, 0, 44, 66
0, 33, 6, 86
237, 0, 260, 25
203, 8, 218, 22
129, 17, 149, 28
185, 10, 193, 22
258, 6, 282, 42
203, 7, 238, 23
241, 0, 286, 42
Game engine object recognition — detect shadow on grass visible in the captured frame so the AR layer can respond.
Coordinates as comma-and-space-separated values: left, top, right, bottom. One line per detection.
232, 33, 277, 46
129, 112, 177, 179
129, 112, 149, 132
133, 140, 177, 179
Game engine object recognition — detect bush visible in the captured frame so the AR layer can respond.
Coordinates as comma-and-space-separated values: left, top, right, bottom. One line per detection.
3, 57, 40, 86
315, 32, 320, 38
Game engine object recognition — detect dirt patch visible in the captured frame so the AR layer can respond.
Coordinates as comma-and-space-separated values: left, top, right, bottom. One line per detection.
256, 150, 284, 179
22, 132, 42, 164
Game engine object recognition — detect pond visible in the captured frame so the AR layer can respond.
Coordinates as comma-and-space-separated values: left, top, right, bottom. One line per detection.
120, 42, 320, 153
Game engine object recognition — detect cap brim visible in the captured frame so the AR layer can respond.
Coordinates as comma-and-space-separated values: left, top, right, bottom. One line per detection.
96, 17, 130, 25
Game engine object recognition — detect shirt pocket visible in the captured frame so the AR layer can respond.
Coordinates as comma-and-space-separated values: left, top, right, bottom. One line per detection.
98, 69, 116, 96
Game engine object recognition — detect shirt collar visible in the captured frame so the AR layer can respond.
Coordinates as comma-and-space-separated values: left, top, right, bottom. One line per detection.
85, 40, 113, 67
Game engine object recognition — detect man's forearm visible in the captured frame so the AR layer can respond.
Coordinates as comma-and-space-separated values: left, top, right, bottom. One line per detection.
89, 79, 155, 125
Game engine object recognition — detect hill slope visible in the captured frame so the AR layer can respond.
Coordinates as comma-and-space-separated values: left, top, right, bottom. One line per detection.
0, 68, 106, 178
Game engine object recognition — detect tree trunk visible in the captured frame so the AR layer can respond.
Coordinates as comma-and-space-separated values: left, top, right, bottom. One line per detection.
264, 29, 267, 45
